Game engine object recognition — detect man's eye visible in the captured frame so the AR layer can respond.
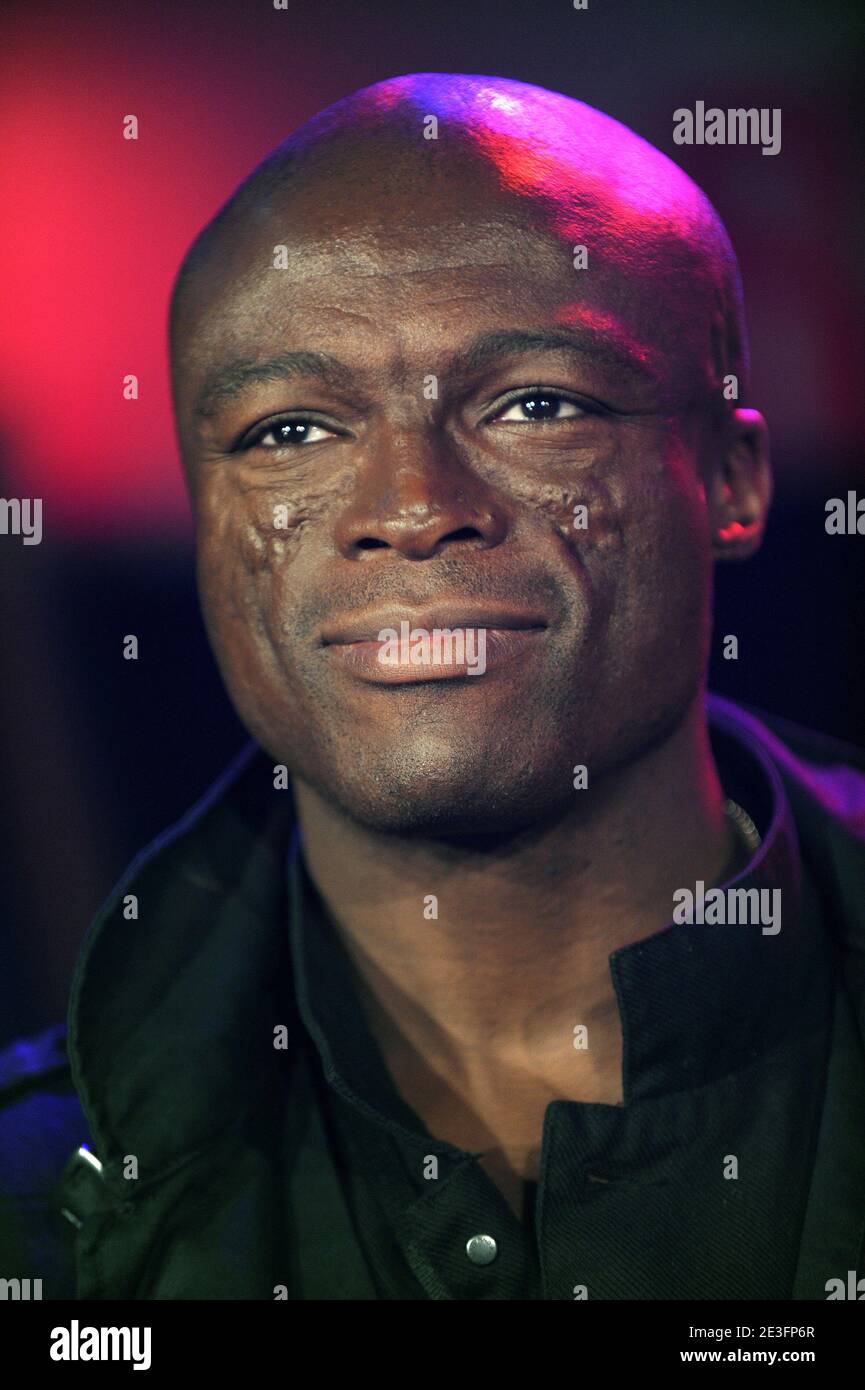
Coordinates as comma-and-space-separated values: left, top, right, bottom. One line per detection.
248, 418, 336, 448
491, 391, 585, 424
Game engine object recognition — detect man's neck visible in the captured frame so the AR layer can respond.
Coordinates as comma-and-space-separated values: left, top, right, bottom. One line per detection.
291, 696, 740, 1085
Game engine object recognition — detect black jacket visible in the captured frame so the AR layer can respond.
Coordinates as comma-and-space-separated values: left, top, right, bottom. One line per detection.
2, 695, 865, 1299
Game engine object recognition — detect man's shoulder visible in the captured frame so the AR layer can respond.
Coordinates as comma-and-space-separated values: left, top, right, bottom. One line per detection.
740, 701, 865, 777
713, 695, 865, 837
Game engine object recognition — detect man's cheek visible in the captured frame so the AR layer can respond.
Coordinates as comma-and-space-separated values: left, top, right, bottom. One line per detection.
195, 505, 270, 644
501, 449, 627, 557
598, 447, 710, 613
623, 512, 711, 677
201, 465, 336, 564
535, 478, 626, 557
226, 493, 316, 577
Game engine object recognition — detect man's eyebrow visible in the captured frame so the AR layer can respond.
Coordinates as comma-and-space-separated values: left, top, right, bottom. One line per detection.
446, 326, 660, 383
193, 324, 659, 420
194, 351, 355, 419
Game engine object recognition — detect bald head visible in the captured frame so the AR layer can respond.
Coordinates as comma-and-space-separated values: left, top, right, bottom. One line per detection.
170, 73, 748, 410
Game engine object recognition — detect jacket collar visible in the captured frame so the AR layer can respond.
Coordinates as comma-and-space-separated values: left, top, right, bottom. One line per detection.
67, 695, 865, 1188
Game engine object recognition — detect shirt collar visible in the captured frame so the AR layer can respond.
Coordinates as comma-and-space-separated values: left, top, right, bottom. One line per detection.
611, 698, 809, 1101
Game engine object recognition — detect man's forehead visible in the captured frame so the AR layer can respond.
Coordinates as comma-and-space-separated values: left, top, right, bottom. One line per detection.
177, 195, 700, 365
187, 212, 576, 332
231, 214, 570, 283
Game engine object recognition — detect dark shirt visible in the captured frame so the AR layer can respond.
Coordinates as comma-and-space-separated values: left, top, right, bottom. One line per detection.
283, 703, 850, 1299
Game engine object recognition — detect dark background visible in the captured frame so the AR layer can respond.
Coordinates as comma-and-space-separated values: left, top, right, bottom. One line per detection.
1, 0, 863, 1045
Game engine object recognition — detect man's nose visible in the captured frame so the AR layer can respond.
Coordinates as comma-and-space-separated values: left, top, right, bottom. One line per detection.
333, 426, 510, 560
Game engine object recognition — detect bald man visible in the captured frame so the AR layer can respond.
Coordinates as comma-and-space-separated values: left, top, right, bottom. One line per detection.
2, 75, 865, 1303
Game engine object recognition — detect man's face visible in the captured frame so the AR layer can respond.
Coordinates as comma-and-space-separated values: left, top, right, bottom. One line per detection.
172, 153, 720, 836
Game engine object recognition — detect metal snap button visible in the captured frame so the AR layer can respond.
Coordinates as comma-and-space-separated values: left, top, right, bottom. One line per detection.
465, 1234, 498, 1265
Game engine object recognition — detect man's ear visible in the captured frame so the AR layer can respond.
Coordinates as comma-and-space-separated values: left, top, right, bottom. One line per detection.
706, 407, 772, 561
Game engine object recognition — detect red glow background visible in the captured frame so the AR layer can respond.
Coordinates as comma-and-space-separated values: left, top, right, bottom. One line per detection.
1, 0, 863, 535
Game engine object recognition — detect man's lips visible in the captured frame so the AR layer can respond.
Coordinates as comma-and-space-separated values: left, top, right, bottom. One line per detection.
318, 603, 550, 685
319, 603, 551, 646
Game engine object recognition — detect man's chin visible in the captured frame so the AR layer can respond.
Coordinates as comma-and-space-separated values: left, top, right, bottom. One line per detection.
309, 760, 571, 842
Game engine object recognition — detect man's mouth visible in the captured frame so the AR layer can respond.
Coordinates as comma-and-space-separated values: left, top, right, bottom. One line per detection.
319, 603, 550, 684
